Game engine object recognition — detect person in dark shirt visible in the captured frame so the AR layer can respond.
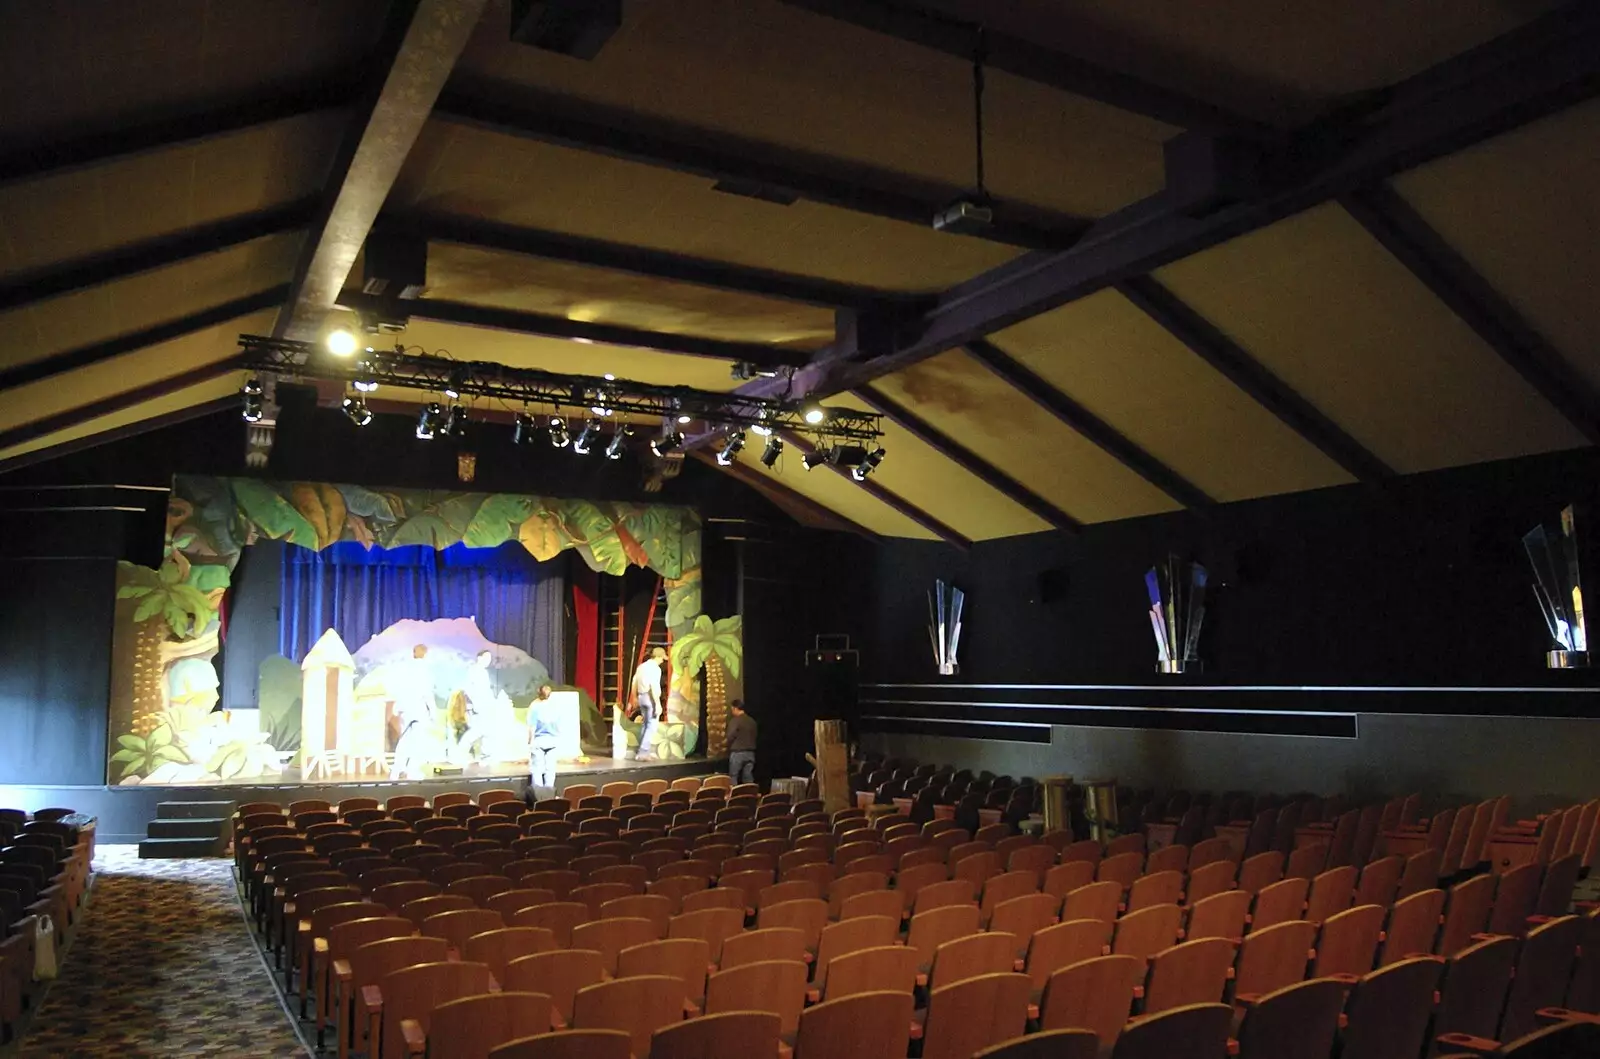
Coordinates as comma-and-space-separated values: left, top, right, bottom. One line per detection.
726, 699, 757, 786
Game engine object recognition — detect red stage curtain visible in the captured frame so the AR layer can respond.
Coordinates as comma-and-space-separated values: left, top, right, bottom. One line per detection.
571, 565, 600, 702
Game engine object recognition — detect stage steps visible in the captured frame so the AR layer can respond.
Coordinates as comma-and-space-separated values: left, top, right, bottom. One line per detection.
137, 800, 235, 859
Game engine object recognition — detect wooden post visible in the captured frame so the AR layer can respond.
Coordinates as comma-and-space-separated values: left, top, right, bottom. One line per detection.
811, 719, 851, 816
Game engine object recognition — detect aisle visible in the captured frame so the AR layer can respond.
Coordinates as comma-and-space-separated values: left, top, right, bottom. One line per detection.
13, 847, 309, 1059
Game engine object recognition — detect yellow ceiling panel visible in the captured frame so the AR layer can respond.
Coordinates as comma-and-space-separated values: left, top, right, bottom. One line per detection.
425, 242, 834, 349
988, 290, 1354, 501
0, 373, 245, 465
1153, 203, 1586, 474
821, 392, 1048, 541
0, 232, 301, 371
0, 1, 387, 141
395, 124, 1019, 293
0, 112, 342, 276
870, 346, 1184, 522
0, 309, 275, 436
1391, 97, 1600, 394
457, 0, 1171, 220
730, 443, 937, 540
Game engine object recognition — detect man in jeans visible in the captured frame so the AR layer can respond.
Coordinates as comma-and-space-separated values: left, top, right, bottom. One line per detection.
527, 683, 561, 794
726, 699, 757, 785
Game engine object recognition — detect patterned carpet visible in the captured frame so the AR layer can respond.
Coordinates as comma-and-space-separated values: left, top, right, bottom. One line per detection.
10, 847, 309, 1059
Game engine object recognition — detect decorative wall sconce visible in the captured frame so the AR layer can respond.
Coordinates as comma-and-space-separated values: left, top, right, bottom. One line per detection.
928, 580, 964, 676
1147, 555, 1206, 673
1525, 504, 1587, 668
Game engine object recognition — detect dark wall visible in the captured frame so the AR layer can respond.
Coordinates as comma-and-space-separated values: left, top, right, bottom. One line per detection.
862, 446, 1600, 689
0, 558, 115, 784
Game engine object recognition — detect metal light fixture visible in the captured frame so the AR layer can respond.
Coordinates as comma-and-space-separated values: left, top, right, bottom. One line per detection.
240, 378, 264, 422
444, 367, 467, 400
548, 416, 571, 448
802, 448, 829, 471
441, 404, 467, 438
652, 423, 684, 457
802, 401, 826, 425
326, 328, 359, 357
353, 359, 378, 393
852, 446, 886, 481
416, 402, 443, 440
573, 419, 600, 454
605, 426, 629, 460
342, 394, 372, 426
760, 436, 784, 467
717, 429, 746, 466
512, 412, 536, 445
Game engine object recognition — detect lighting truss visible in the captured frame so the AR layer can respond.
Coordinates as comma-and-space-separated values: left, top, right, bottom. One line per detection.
236, 335, 884, 444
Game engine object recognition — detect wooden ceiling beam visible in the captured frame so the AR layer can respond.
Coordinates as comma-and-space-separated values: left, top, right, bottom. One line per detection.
432, 84, 1088, 250
0, 76, 366, 187
962, 339, 1216, 509
0, 201, 315, 313
754, 6, 1600, 401
0, 287, 289, 392
1340, 184, 1600, 447
337, 291, 815, 370
775, 0, 1266, 135
0, 358, 245, 455
393, 209, 913, 311
273, 0, 489, 342
776, 430, 971, 549
853, 382, 1082, 532
1116, 277, 1394, 482
690, 449, 883, 542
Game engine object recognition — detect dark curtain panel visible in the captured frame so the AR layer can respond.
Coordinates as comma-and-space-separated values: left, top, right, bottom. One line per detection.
278, 542, 565, 681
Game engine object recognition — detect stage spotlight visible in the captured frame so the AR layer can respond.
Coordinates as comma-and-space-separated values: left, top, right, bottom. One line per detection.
716, 429, 747, 466
416, 402, 443, 440
443, 367, 467, 400
342, 394, 373, 427
852, 446, 886, 481
353, 359, 378, 393
801, 401, 826, 425
240, 378, 263, 422
677, 412, 693, 425
442, 404, 467, 438
512, 412, 536, 445
652, 426, 684, 457
830, 444, 869, 468
326, 328, 359, 357
573, 419, 600, 454
605, 426, 629, 460
548, 416, 571, 448
802, 448, 830, 471
750, 410, 773, 436
760, 436, 784, 467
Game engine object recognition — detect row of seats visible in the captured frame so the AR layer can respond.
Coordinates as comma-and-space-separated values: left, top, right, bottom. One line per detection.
0, 806, 91, 1044
234, 779, 1599, 1058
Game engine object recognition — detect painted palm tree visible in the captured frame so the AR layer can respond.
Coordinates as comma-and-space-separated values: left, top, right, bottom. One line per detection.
669, 614, 743, 757
114, 552, 217, 735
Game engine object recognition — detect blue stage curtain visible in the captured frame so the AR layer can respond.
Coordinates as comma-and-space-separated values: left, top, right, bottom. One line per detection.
278, 541, 565, 681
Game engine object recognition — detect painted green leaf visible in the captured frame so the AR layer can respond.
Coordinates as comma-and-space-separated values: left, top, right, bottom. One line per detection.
154, 744, 188, 764
621, 506, 680, 575
133, 594, 165, 624
337, 484, 403, 524
693, 614, 714, 636
665, 578, 702, 629
186, 564, 231, 592
109, 748, 140, 764
385, 514, 454, 548
158, 557, 183, 584
583, 530, 632, 576
713, 615, 742, 636
148, 726, 172, 748
118, 584, 153, 599
679, 523, 702, 575
435, 494, 487, 539
117, 734, 144, 751
119, 761, 143, 780
463, 494, 537, 548
231, 479, 320, 547
556, 499, 617, 546
173, 533, 195, 549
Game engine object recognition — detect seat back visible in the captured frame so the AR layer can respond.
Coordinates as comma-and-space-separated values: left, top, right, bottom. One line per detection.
1432, 935, 1517, 1043
1042, 861, 1097, 901
1437, 873, 1496, 957
379, 960, 495, 1059
1566, 907, 1600, 1014
929, 931, 1020, 990
973, 1030, 1097, 1059
597, 893, 672, 937
1127, 870, 1184, 912
571, 975, 684, 1058
1038, 954, 1143, 1044
840, 887, 903, 923
1497, 1018, 1600, 1057
1499, 914, 1583, 1041
421, 908, 505, 953
1184, 860, 1237, 906
503, 948, 603, 1024
1234, 978, 1343, 1059
907, 904, 982, 969
423, 992, 553, 1059
667, 906, 745, 963
1234, 919, 1316, 1000
1250, 877, 1308, 931
989, 892, 1059, 946
1305, 865, 1356, 924
1338, 957, 1443, 1059
1185, 890, 1250, 941
1534, 853, 1581, 917
722, 926, 807, 970
1380, 888, 1445, 966
1097, 851, 1143, 890
921, 972, 1033, 1059
1487, 862, 1543, 936
1286, 843, 1329, 881
462, 927, 555, 981
1354, 855, 1403, 908
1142, 937, 1236, 1015
758, 897, 829, 949
825, 945, 920, 1001
1111, 903, 1183, 963
1060, 880, 1121, 923
1110, 1001, 1232, 1059
652, 1010, 779, 1059
705, 958, 808, 1035
570, 916, 658, 974
1237, 851, 1283, 896
793, 990, 914, 1059
509, 902, 589, 947
1312, 903, 1385, 978
1396, 847, 1443, 900
1022, 918, 1113, 991
813, 916, 899, 990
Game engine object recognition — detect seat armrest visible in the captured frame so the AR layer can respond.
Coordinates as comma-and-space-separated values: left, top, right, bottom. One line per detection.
1434, 1032, 1498, 1056
551, 1005, 567, 1030
333, 958, 353, 983
360, 984, 384, 1015
1538, 1007, 1600, 1025
400, 1018, 426, 1056
314, 937, 329, 955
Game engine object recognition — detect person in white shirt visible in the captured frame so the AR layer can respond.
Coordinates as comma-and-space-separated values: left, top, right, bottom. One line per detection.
527, 682, 561, 792
630, 646, 667, 762
390, 644, 439, 780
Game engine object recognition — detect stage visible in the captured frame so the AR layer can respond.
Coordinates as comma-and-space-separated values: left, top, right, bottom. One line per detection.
1, 755, 728, 844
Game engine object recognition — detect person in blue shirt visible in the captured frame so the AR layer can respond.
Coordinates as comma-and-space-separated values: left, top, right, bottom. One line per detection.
527, 682, 562, 792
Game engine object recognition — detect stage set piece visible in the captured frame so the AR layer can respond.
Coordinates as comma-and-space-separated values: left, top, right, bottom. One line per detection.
107, 475, 741, 787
